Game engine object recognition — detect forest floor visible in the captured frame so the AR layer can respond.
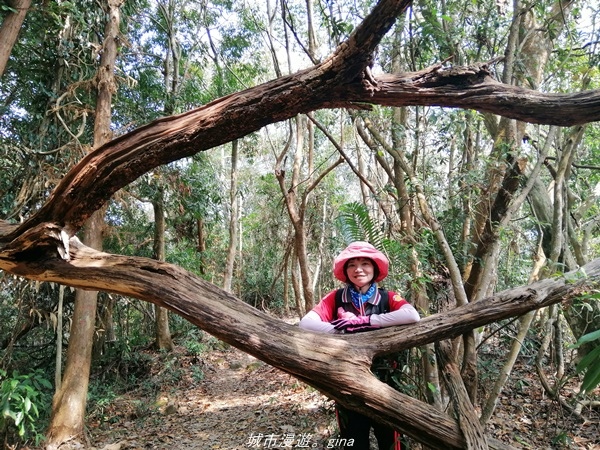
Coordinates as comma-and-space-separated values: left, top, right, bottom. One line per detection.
55, 331, 599, 450
84, 342, 338, 450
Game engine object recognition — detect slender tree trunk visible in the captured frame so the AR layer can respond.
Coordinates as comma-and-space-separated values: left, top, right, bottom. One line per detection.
223, 140, 239, 293
304, 0, 316, 62
54, 285, 65, 389
282, 242, 291, 316
153, 188, 173, 351
275, 117, 315, 313
196, 218, 206, 253
0, 0, 31, 77
311, 198, 327, 298
480, 241, 546, 424
436, 339, 488, 450
46, 211, 103, 449
149, 0, 184, 350
94, 296, 116, 360
290, 247, 303, 317
46, 1, 121, 446
356, 139, 370, 205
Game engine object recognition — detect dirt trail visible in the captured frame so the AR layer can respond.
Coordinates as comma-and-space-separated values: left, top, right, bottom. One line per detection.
88, 347, 338, 450
58, 342, 599, 450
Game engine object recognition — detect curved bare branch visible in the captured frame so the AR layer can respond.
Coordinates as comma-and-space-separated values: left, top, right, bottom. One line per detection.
1, 226, 598, 449
3, 62, 598, 242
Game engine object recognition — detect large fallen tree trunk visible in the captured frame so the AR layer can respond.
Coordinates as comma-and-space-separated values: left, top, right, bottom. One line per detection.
1, 224, 598, 449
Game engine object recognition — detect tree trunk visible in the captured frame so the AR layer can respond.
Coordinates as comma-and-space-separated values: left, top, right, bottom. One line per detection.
0, 0, 31, 77
223, 140, 239, 293
437, 339, 488, 450
46, 212, 103, 449
275, 117, 315, 313
196, 217, 206, 274
3, 230, 598, 450
480, 241, 547, 424
45, 1, 121, 446
93, 295, 116, 360
1, 1, 599, 448
54, 285, 65, 389
153, 188, 173, 351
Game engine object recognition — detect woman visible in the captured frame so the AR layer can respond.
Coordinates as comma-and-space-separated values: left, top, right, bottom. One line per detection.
299, 241, 420, 450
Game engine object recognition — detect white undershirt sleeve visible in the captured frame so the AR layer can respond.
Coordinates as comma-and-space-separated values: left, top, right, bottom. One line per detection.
369, 303, 420, 328
298, 310, 338, 334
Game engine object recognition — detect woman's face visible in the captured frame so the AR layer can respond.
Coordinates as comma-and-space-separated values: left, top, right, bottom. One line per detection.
345, 257, 375, 289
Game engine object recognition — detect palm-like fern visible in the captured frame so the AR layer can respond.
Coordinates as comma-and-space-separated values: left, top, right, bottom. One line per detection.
336, 202, 385, 249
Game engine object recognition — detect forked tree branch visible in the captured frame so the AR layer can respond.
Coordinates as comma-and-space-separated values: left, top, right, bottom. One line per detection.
1, 1, 600, 448
0, 225, 598, 449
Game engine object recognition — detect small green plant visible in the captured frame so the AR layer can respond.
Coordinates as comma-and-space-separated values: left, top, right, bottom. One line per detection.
184, 340, 207, 356
571, 328, 600, 394
0, 369, 52, 446
551, 430, 572, 447
190, 366, 205, 383
87, 383, 119, 424
568, 289, 600, 395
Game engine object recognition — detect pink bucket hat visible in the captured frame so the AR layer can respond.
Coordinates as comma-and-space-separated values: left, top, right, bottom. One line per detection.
333, 241, 389, 283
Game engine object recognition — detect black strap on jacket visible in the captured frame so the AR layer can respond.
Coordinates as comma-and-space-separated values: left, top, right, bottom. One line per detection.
333, 287, 405, 385
334, 287, 389, 319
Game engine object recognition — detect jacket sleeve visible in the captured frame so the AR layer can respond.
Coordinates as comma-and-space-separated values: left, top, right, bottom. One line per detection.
298, 310, 338, 334
369, 303, 420, 328
298, 291, 340, 333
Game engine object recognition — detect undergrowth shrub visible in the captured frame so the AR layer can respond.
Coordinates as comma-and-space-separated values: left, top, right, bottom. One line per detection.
0, 369, 52, 448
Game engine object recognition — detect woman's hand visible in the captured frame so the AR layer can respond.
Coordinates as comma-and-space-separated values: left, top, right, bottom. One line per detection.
331, 315, 379, 333
336, 307, 357, 320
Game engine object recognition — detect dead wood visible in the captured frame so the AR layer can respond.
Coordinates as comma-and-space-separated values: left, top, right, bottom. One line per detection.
1, 0, 600, 448
0, 232, 597, 449
2, 58, 599, 241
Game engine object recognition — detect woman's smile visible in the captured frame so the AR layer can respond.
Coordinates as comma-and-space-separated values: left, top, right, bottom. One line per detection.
346, 257, 375, 289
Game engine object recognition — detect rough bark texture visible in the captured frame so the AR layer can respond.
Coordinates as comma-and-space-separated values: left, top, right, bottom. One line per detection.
0, 0, 31, 77
1, 227, 598, 449
46, 212, 103, 449
1, 0, 600, 448
223, 140, 239, 293
437, 339, 489, 450
153, 190, 174, 351
46, 1, 121, 446
3, 64, 599, 242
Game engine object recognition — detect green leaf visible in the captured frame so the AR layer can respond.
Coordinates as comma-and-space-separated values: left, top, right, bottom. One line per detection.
575, 346, 600, 373
580, 358, 600, 394
337, 202, 385, 249
2, 402, 11, 418
571, 329, 600, 349
14, 410, 24, 427
0, 4, 18, 13
427, 382, 438, 393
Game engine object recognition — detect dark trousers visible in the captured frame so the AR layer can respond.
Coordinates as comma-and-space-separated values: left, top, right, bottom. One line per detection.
335, 403, 401, 450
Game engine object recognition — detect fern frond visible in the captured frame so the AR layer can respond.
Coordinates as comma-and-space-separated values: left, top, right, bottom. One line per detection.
336, 202, 384, 249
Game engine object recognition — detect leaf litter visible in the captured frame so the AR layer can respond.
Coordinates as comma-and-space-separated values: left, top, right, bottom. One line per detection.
87, 345, 338, 450
40, 336, 599, 450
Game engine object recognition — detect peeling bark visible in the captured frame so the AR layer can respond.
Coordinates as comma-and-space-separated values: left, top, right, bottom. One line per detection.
2, 1, 600, 448
0, 0, 31, 77
0, 227, 598, 449
2, 64, 599, 242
